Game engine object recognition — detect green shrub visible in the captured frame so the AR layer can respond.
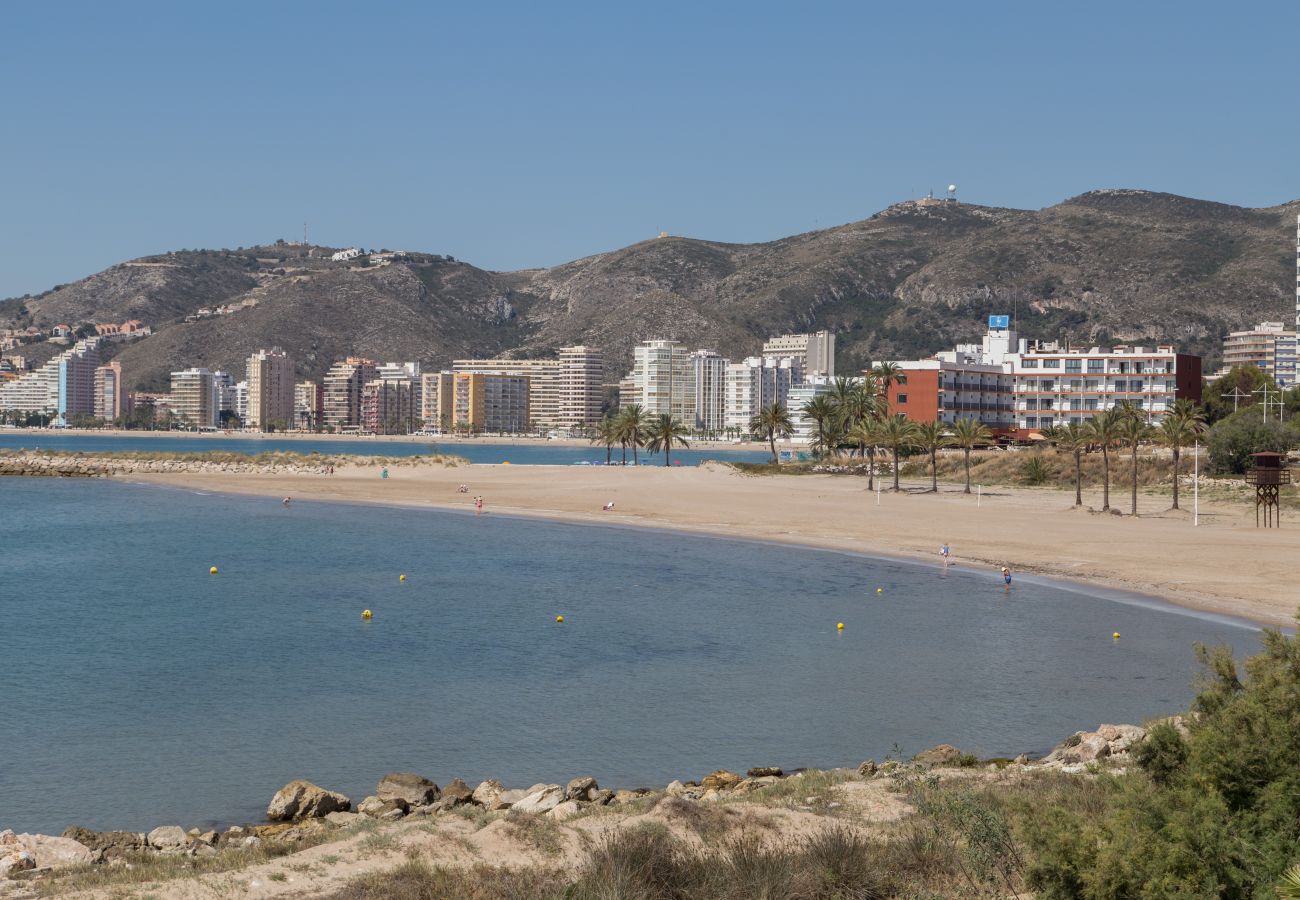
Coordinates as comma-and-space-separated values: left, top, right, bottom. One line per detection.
1206, 407, 1298, 474
1020, 454, 1052, 485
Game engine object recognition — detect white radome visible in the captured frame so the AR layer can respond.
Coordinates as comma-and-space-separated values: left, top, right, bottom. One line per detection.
948, 184, 957, 192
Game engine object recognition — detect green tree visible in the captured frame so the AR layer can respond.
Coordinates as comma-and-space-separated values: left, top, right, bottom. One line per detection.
749, 403, 793, 464
615, 404, 648, 465
591, 416, 618, 465
801, 394, 841, 459
913, 420, 946, 492
1085, 409, 1123, 511
644, 414, 690, 466
1206, 406, 1299, 474
1114, 401, 1151, 516
847, 417, 881, 490
1202, 365, 1276, 424
1049, 421, 1091, 507
872, 361, 903, 403
1155, 400, 1207, 510
876, 414, 918, 491
947, 417, 992, 494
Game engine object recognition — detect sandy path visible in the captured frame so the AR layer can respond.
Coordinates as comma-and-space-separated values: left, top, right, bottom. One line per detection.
130, 463, 1297, 627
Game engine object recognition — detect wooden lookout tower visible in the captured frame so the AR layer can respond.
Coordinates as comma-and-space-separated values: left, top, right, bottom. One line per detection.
1245, 451, 1290, 527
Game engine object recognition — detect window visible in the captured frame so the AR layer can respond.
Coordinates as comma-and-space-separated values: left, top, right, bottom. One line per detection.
1065, 359, 1082, 373
896, 393, 907, 404
1042, 358, 1061, 369
1040, 380, 1055, 391
1085, 398, 1099, 410
1024, 398, 1038, 410
1024, 416, 1037, 428
1022, 359, 1039, 369
1087, 359, 1104, 373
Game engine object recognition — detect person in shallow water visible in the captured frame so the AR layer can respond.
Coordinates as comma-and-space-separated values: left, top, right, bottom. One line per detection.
1001, 565, 1012, 590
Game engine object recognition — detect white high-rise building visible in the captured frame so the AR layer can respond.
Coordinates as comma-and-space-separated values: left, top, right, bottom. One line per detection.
0, 338, 102, 425
233, 381, 249, 422
723, 356, 802, 434
690, 350, 728, 434
627, 340, 695, 423
762, 331, 835, 378
786, 376, 836, 442
170, 368, 217, 428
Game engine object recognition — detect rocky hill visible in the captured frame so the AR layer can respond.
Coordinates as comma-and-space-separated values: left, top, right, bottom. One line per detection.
3, 189, 1297, 390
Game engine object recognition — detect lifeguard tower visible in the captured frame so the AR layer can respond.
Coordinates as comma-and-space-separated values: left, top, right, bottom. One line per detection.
1245, 451, 1289, 527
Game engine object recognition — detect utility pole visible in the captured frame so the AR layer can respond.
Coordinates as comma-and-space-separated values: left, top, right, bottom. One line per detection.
1226, 386, 1250, 413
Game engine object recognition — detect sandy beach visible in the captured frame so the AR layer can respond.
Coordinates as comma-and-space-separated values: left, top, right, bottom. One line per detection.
129, 462, 1297, 628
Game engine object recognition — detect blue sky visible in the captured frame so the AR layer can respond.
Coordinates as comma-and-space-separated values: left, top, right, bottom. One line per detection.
2, 0, 1296, 297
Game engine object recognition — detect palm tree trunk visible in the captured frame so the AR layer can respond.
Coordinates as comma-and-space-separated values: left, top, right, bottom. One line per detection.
1131, 444, 1138, 516
663, 445, 670, 466
963, 448, 971, 494
892, 447, 900, 491
1074, 451, 1082, 507
769, 431, 777, 464
1102, 447, 1110, 510
621, 442, 627, 466
633, 444, 639, 465
930, 448, 937, 492
1171, 446, 1181, 510
867, 447, 875, 490
606, 444, 612, 465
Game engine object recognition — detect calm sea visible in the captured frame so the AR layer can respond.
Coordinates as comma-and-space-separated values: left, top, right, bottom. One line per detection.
0, 431, 767, 466
0, 479, 1258, 835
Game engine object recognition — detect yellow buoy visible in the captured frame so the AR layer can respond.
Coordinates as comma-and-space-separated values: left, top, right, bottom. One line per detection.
876, 587, 882, 594
209, 566, 218, 575
362, 609, 373, 620
837, 622, 845, 630
399, 574, 406, 582
556, 615, 564, 623
1112, 632, 1121, 640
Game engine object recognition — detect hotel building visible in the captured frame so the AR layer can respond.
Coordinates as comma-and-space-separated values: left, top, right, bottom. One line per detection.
323, 357, 377, 431
169, 367, 217, 428
723, 356, 801, 434
451, 372, 530, 433
93, 361, 127, 421
420, 371, 454, 431
245, 348, 295, 431
690, 350, 728, 434
295, 381, 323, 430
761, 331, 835, 379
361, 376, 421, 434
453, 347, 604, 431
0, 338, 102, 424
624, 340, 696, 424
1221, 322, 1297, 387
785, 377, 837, 442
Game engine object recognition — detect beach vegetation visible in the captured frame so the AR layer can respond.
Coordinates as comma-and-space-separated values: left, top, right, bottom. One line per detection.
749, 402, 794, 464
913, 420, 946, 491
1206, 405, 1299, 474
875, 414, 919, 491
1154, 399, 1207, 509
946, 417, 993, 493
1113, 400, 1152, 515
644, 413, 690, 466
1041, 422, 1090, 505
1018, 452, 1052, 485
800, 394, 842, 459
1083, 409, 1123, 510
590, 416, 619, 465
613, 404, 648, 465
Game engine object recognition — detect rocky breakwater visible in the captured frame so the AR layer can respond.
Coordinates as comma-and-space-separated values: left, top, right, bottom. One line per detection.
0, 451, 332, 478
3, 722, 1164, 887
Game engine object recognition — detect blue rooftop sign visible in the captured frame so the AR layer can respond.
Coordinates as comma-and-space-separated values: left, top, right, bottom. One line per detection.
988, 315, 1010, 329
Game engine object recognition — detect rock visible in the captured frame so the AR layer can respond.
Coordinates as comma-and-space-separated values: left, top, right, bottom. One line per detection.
441, 778, 474, 807
60, 827, 144, 859
701, 770, 743, 791
700, 788, 723, 802
665, 780, 687, 796
196, 831, 219, 847
565, 776, 599, 802
613, 789, 652, 804
359, 796, 407, 818
747, 767, 783, 778
472, 779, 507, 810
1012, 754, 1029, 766
146, 826, 190, 852
497, 788, 529, 806
589, 789, 615, 806
546, 800, 581, 821
241, 836, 262, 849
734, 776, 779, 793
0, 830, 95, 870
0, 850, 36, 876
857, 760, 878, 777
1042, 724, 1147, 766
325, 811, 361, 828
510, 785, 564, 814
266, 780, 351, 821
913, 744, 965, 767
376, 772, 440, 806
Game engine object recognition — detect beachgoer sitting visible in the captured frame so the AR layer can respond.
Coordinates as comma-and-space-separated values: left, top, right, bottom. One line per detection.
603, 501, 615, 511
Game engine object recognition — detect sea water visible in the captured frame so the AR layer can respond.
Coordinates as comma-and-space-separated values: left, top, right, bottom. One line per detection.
0, 478, 1258, 834
0, 431, 768, 466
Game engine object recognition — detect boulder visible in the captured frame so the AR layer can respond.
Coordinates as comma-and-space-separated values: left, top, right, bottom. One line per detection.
377, 772, 440, 806
266, 780, 351, 821
472, 779, 507, 810
747, 767, 783, 778
146, 826, 190, 852
665, 780, 687, 796
565, 776, 599, 802
0, 849, 36, 875
913, 744, 965, 767
0, 829, 95, 870
613, 789, 652, 804
1042, 724, 1146, 766
441, 778, 474, 807
359, 796, 407, 818
510, 785, 564, 814
196, 831, 219, 847
734, 776, 780, 793
857, 760, 878, 777
701, 770, 743, 791
589, 789, 615, 806
61, 827, 144, 859
546, 800, 582, 821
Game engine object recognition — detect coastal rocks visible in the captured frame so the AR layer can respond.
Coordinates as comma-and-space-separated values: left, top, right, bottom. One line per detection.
1042, 724, 1146, 766
325, 811, 362, 828
472, 779, 507, 810
590, 789, 615, 806
565, 776, 599, 802
0, 830, 95, 870
146, 826, 190, 852
546, 801, 582, 821
747, 767, 783, 778
376, 772, 440, 806
510, 785, 564, 814
733, 776, 780, 793
613, 789, 653, 804
440, 778, 474, 807
266, 780, 351, 821
664, 780, 687, 797
913, 744, 965, 767
857, 760, 879, 777
358, 796, 407, 819
701, 770, 743, 791
60, 827, 144, 860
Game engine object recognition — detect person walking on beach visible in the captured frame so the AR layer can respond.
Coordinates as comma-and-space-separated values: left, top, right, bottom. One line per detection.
940, 543, 950, 565
475, 496, 484, 515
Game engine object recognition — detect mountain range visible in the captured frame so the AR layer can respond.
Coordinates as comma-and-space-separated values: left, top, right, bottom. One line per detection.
2, 189, 1297, 391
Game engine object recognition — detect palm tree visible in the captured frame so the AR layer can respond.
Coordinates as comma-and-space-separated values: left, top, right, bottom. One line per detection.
872, 362, 903, 403
591, 417, 618, 465
1050, 422, 1091, 508
1156, 399, 1206, 510
615, 404, 648, 465
839, 381, 878, 457
947, 417, 992, 494
847, 417, 881, 491
876, 414, 919, 491
749, 403, 794, 464
645, 414, 690, 466
913, 421, 946, 492
802, 394, 841, 459
1114, 401, 1150, 516
1085, 409, 1123, 512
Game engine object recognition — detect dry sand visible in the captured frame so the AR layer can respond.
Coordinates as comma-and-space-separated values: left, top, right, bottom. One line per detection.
130, 462, 1298, 627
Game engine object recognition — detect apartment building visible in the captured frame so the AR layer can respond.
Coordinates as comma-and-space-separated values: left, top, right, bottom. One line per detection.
0, 338, 102, 424
785, 377, 836, 442
690, 350, 728, 434
323, 358, 377, 431
723, 356, 801, 433
93, 361, 126, 421
294, 381, 323, 430
212, 371, 235, 424
556, 346, 604, 431
169, 368, 217, 428
245, 348, 295, 431
885, 358, 1015, 432
452, 358, 558, 429
451, 372, 530, 433
1221, 322, 1297, 387
625, 340, 696, 423
761, 331, 835, 379
420, 371, 454, 431
361, 376, 421, 434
